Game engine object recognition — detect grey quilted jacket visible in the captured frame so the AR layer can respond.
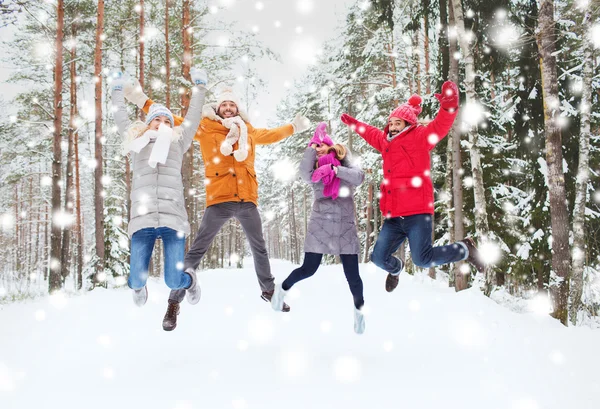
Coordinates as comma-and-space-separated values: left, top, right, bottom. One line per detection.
299, 147, 365, 255
112, 87, 205, 237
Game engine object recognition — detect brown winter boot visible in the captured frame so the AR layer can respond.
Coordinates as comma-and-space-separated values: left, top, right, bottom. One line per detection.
460, 237, 485, 273
162, 300, 180, 331
385, 273, 399, 292
261, 290, 291, 312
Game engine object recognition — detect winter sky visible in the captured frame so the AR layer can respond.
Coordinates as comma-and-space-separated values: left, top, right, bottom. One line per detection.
0, 0, 356, 127
213, 0, 355, 127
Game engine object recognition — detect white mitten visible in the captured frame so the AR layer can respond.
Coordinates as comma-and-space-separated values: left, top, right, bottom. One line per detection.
291, 113, 310, 133
190, 67, 208, 87
123, 75, 149, 109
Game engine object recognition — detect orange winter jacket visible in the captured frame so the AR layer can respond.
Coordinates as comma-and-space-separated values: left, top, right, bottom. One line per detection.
143, 100, 294, 207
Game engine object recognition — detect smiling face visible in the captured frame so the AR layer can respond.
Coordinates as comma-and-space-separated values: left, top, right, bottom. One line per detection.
315, 143, 331, 158
388, 117, 407, 137
149, 115, 172, 130
217, 101, 239, 118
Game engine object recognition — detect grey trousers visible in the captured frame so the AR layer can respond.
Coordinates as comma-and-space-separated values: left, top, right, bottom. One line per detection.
169, 201, 274, 302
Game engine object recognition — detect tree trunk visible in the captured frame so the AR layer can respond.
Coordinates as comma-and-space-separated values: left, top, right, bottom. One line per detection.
181, 0, 194, 229
14, 184, 21, 274
61, 19, 77, 283
165, 0, 171, 109
439, 0, 450, 81
537, 0, 570, 326
423, 4, 431, 94
290, 190, 299, 264
49, 0, 65, 293
569, 11, 593, 325
414, 23, 421, 96
139, 0, 145, 89
93, 0, 105, 283
364, 182, 373, 263
450, 0, 492, 291
73, 100, 83, 290
447, 0, 466, 291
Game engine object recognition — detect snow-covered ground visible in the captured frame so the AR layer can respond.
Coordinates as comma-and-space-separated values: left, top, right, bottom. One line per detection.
1, 259, 599, 409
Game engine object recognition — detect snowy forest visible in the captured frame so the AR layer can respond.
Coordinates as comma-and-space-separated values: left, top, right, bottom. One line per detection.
0, 0, 599, 329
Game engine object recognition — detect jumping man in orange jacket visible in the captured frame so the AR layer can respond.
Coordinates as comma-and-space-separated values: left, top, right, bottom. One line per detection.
123, 76, 310, 331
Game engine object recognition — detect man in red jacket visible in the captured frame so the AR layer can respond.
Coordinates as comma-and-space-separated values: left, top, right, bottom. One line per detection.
341, 81, 484, 292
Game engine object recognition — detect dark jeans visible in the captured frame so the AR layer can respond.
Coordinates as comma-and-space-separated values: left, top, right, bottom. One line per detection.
370, 214, 467, 274
169, 201, 273, 303
282, 252, 364, 309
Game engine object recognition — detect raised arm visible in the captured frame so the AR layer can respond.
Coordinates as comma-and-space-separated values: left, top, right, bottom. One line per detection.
250, 123, 295, 145
179, 68, 208, 150
424, 81, 459, 151
110, 77, 132, 136
179, 86, 206, 151
340, 114, 386, 153
252, 113, 310, 145
299, 147, 318, 183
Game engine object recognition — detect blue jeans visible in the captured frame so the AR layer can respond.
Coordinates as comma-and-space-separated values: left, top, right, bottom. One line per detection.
370, 214, 467, 274
128, 227, 191, 290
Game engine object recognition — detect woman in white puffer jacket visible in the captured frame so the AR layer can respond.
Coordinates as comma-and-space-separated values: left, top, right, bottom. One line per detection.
111, 68, 206, 307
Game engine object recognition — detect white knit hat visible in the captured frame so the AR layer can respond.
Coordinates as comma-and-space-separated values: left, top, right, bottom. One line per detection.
216, 86, 242, 110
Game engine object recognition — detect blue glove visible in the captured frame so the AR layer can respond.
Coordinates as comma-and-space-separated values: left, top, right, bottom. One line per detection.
190, 67, 207, 86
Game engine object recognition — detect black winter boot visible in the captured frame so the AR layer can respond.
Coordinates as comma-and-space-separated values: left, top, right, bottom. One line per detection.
162, 300, 180, 331
460, 237, 485, 273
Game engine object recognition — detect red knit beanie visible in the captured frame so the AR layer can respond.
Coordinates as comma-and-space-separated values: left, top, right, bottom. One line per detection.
388, 94, 423, 125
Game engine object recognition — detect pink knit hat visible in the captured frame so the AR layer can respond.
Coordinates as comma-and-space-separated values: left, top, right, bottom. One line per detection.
308, 122, 335, 147
389, 94, 423, 125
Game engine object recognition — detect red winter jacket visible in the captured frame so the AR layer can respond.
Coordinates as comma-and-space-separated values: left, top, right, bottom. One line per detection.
353, 108, 457, 218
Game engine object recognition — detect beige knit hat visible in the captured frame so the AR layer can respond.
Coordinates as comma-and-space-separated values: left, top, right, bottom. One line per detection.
216, 86, 242, 110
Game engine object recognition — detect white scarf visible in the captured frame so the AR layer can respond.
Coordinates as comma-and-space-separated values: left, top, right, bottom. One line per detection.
127, 123, 173, 168
220, 116, 249, 162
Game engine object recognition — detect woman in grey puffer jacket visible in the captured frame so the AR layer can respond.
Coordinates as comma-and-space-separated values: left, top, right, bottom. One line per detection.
111, 68, 206, 307
271, 122, 367, 334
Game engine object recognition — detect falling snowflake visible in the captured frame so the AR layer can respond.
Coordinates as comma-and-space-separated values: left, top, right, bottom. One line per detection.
338, 186, 350, 197
296, 0, 314, 13
461, 101, 484, 127
1, 213, 14, 231
479, 241, 501, 265
529, 293, 552, 315
271, 157, 297, 182
592, 24, 600, 48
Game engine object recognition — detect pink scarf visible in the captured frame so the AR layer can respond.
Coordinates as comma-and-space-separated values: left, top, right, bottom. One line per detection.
311, 152, 341, 200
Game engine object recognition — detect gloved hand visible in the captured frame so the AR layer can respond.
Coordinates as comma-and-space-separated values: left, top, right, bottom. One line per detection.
190, 67, 207, 86
311, 164, 335, 185
110, 71, 124, 91
292, 113, 310, 133
340, 113, 358, 127
123, 75, 149, 109
435, 81, 459, 111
